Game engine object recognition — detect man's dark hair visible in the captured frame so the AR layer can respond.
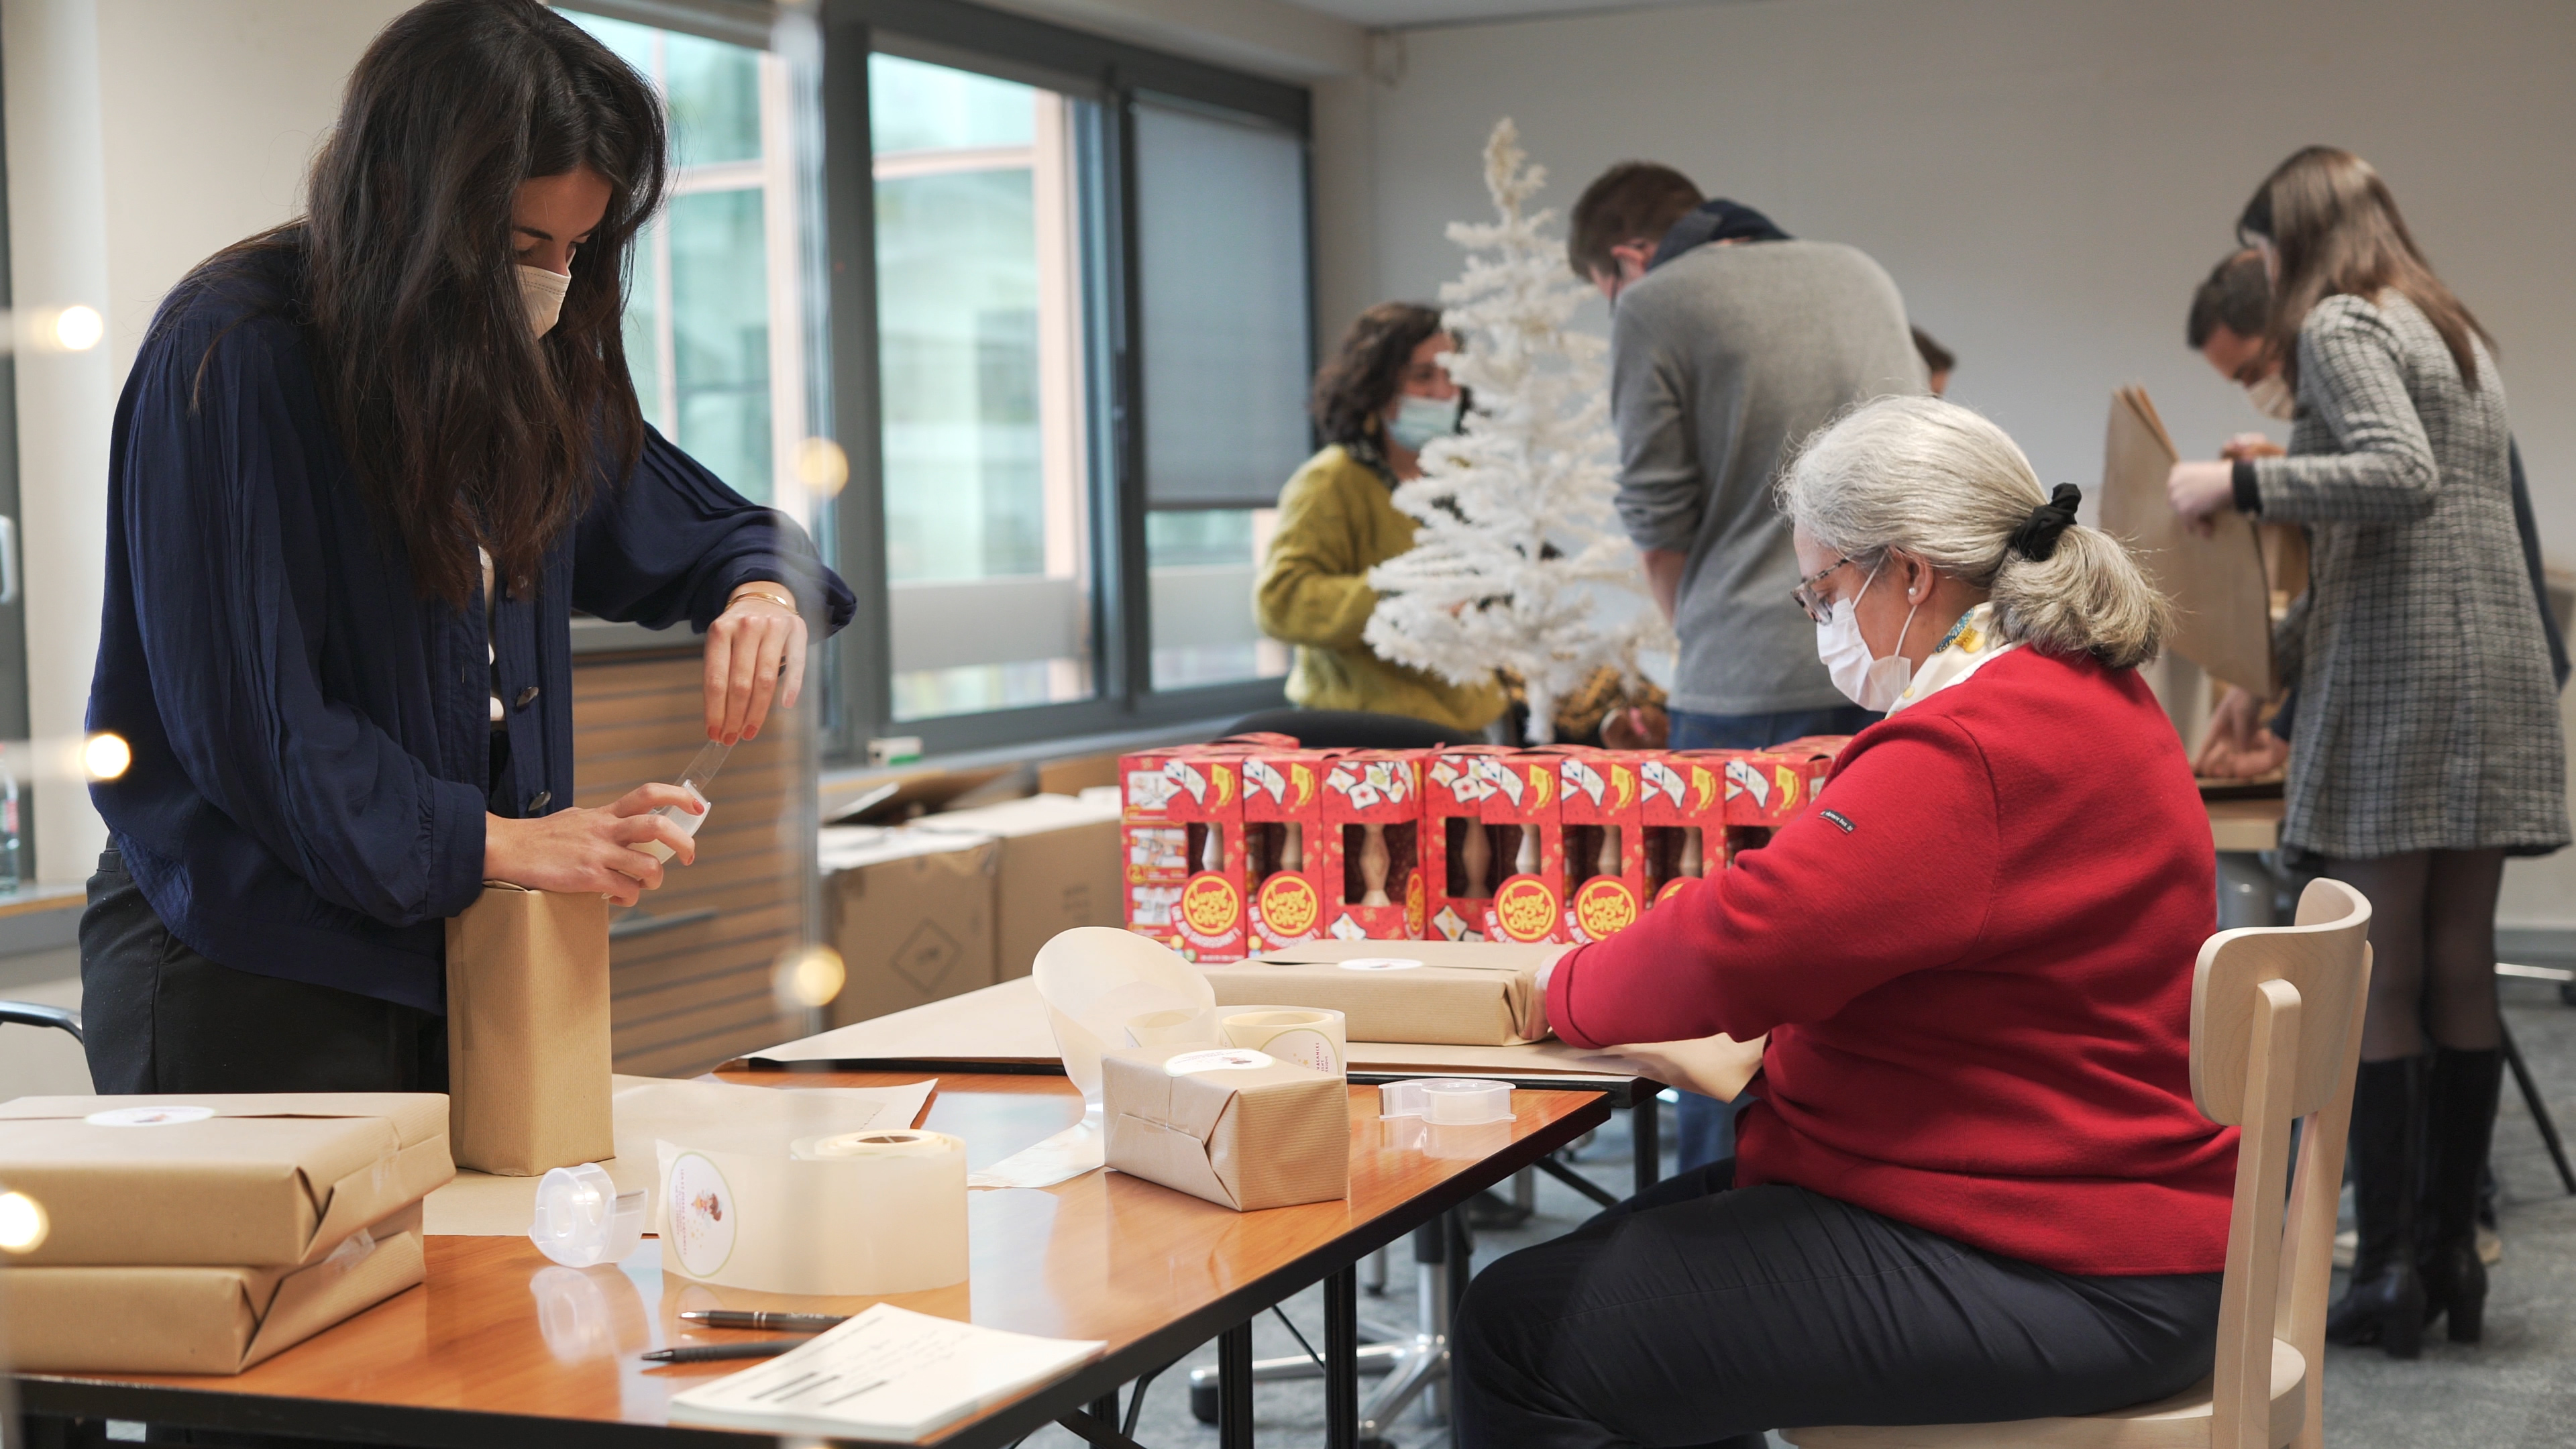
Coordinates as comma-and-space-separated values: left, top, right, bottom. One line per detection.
1910, 327, 1954, 378
1311, 302, 1448, 451
2186, 249, 2271, 350
1568, 162, 1703, 280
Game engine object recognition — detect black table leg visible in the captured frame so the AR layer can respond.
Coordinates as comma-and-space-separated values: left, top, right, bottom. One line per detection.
1325, 1263, 1359, 1449
1220, 1318, 1256, 1449
2501, 1018, 2576, 1194
1631, 1091, 1661, 1196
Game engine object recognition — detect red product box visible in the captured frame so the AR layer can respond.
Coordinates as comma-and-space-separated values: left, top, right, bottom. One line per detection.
1639, 751, 1731, 904
1720, 737, 1849, 859
1120, 746, 1249, 962
1479, 753, 1568, 945
1317, 750, 1428, 943
1553, 748, 1650, 943
1421, 746, 1513, 942
1241, 747, 1334, 952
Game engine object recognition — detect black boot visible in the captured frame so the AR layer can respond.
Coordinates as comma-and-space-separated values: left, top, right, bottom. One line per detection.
2418, 1046, 2502, 1343
2326, 1055, 2426, 1358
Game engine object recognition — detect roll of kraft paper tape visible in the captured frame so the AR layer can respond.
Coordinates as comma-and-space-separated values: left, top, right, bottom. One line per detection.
1221, 1007, 1348, 1077
656, 1130, 967, 1295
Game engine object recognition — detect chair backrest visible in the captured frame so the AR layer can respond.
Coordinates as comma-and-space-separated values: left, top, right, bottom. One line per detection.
2189, 877, 2371, 1449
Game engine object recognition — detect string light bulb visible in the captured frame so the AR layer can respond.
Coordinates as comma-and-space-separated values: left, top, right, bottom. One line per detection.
0, 1188, 48, 1254
83, 732, 132, 781
53, 305, 105, 352
773, 944, 845, 1010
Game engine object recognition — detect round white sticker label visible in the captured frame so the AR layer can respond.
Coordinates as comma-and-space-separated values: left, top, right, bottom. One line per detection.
664, 1152, 737, 1278
1338, 957, 1424, 972
1257, 1028, 1340, 1075
1165, 1049, 1275, 1075
85, 1106, 216, 1128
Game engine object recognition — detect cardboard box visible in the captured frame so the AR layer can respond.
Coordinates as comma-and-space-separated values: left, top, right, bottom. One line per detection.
1120, 746, 1250, 962
820, 826, 1001, 1026
1639, 751, 1727, 904
1552, 749, 1649, 943
1723, 740, 1842, 828
1421, 747, 1511, 941
1201, 941, 1565, 1046
1102, 1045, 1348, 1211
1317, 751, 1427, 942
0, 1094, 453, 1268
0, 1203, 427, 1374
917, 793, 1124, 979
1479, 753, 1568, 945
1240, 747, 1334, 953
447, 883, 613, 1176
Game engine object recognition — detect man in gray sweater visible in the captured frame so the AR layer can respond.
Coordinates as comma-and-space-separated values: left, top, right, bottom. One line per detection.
1572, 162, 1922, 1171
1574, 162, 1923, 751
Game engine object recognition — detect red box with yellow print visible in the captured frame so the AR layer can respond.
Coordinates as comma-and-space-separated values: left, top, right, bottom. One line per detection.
1317, 750, 1428, 943
1638, 750, 1731, 905
1718, 737, 1851, 862
1477, 752, 1570, 946
1420, 746, 1512, 942
1119, 745, 1250, 962
1240, 747, 1334, 951
1552, 748, 1650, 943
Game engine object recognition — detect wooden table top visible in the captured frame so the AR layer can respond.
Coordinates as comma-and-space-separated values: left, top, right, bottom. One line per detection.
19, 1070, 1611, 1449
2208, 796, 2286, 853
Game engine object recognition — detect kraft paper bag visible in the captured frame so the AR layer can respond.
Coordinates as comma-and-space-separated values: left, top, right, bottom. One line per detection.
0, 1093, 452, 1268
1103, 1045, 1348, 1212
1201, 941, 1570, 1046
0, 1203, 427, 1374
446, 883, 612, 1175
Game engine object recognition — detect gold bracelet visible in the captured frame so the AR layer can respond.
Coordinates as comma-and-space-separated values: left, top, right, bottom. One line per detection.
731, 586, 796, 613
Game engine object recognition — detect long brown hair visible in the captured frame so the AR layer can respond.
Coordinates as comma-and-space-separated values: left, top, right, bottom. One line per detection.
2239, 146, 2489, 392
264, 0, 666, 605
1311, 303, 1448, 451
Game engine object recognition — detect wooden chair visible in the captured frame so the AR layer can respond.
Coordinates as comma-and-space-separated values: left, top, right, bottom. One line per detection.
1784, 877, 2372, 1449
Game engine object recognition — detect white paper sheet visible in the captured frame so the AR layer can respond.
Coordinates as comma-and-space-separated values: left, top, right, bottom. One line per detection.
425, 1075, 936, 1235
965, 1116, 1105, 1190
667, 1303, 1103, 1440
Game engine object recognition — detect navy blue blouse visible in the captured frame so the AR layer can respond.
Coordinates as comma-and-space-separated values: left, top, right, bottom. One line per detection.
89, 246, 854, 1012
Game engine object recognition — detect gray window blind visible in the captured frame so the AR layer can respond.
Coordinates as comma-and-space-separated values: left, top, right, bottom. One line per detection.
1132, 100, 1311, 508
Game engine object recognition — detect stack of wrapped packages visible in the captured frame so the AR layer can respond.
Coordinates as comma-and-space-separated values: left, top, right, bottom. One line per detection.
0, 1093, 454, 1372
1118, 735, 1851, 959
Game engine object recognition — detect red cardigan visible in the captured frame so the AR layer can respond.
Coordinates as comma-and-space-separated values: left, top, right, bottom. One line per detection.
1547, 647, 2235, 1276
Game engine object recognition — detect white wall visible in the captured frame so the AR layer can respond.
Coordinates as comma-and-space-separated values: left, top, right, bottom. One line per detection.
1360, 0, 2576, 927
3, 0, 410, 882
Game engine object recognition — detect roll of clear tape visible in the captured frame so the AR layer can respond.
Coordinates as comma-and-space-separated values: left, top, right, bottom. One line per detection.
657, 1130, 969, 1295
1220, 1006, 1348, 1077
1379, 1077, 1513, 1126
529, 1161, 647, 1269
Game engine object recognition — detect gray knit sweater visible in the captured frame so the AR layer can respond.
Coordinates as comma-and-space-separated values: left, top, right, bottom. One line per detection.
1609, 239, 1924, 715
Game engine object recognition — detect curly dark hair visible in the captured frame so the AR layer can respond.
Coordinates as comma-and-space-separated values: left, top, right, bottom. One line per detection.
1311, 302, 1449, 451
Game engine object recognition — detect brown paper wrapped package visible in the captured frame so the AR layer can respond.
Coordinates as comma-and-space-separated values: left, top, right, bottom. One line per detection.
446, 883, 613, 1175
1200, 941, 1570, 1046
0, 1093, 452, 1268
0, 1203, 428, 1374
1103, 1046, 1348, 1212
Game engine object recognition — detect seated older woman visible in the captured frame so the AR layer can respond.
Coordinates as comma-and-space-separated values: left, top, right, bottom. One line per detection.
1453, 396, 2232, 1448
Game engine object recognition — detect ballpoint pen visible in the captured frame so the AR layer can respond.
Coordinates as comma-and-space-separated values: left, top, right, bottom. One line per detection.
676, 1309, 847, 1332
640, 1338, 804, 1364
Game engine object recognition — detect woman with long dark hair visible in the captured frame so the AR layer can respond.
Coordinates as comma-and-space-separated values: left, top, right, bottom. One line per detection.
1253, 302, 1504, 734
2168, 146, 2566, 1356
81, 0, 851, 1093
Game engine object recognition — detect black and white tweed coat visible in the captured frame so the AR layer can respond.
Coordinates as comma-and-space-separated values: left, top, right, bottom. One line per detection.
2253, 292, 2569, 859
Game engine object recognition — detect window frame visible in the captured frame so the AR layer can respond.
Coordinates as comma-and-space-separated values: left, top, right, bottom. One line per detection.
819, 0, 1309, 759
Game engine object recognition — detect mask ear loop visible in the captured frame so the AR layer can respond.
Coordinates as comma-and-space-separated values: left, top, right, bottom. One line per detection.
1885, 555, 1924, 663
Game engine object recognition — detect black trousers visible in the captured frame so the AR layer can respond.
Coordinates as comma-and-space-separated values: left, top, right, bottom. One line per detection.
1452, 1161, 2222, 1449
81, 849, 447, 1093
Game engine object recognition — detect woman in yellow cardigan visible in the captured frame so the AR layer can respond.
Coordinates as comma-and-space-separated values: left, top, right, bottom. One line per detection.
1256, 303, 1507, 735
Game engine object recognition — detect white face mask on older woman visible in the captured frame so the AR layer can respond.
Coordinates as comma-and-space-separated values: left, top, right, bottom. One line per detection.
1814, 561, 1921, 712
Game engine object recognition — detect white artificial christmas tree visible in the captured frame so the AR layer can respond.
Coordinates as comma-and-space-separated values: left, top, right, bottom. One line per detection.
1363, 118, 1668, 743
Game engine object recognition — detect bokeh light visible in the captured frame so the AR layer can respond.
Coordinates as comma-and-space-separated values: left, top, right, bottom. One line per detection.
796, 437, 849, 499
0, 1189, 49, 1254
53, 305, 104, 352
772, 943, 846, 1010
83, 732, 131, 781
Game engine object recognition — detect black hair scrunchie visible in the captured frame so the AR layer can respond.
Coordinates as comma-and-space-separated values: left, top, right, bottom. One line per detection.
2006, 484, 2084, 562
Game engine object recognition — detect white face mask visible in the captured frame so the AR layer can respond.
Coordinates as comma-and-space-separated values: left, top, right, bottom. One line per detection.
517, 264, 572, 339
1814, 562, 1921, 712
2245, 372, 2296, 421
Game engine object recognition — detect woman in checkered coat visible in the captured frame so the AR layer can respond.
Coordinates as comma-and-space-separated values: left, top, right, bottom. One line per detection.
2170, 146, 2568, 1360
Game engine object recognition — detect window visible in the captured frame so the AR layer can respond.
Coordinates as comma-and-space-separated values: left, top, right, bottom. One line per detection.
825, 7, 1314, 757
572, 12, 804, 511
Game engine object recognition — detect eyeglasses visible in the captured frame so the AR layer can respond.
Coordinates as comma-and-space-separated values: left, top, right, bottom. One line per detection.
1791, 556, 1855, 624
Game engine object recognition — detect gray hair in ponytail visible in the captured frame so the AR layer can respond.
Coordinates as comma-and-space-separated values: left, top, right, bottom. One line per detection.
1776, 396, 2172, 669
